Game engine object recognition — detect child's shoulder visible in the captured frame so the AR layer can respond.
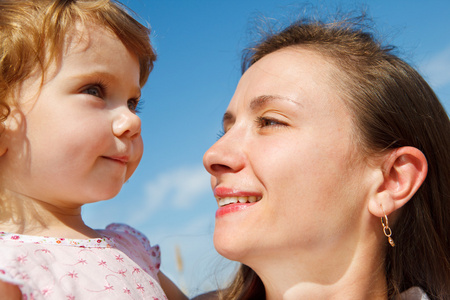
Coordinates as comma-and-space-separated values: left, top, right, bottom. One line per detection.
0, 224, 165, 298
101, 223, 156, 251
103, 223, 147, 239
101, 223, 161, 270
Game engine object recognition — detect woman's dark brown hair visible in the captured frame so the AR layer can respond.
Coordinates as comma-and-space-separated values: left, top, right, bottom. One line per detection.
219, 16, 450, 300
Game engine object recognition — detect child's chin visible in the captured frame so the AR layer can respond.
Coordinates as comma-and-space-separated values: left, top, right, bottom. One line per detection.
88, 190, 122, 203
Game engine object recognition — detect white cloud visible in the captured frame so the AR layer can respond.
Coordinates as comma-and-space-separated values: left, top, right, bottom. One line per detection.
420, 45, 450, 88
132, 165, 211, 223
170, 167, 212, 209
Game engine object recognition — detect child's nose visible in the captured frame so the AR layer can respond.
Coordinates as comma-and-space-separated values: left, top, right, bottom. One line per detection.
112, 109, 141, 139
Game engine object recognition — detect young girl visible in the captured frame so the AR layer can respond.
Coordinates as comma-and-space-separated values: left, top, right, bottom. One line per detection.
0, 1, 186, 299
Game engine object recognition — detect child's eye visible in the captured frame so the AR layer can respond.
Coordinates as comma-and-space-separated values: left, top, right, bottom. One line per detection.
81, 85, 104, 98
256, 116, 287, 128
128, 98, 143, 113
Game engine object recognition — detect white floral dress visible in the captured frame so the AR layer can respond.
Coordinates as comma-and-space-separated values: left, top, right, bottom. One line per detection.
0, 223, 167, 300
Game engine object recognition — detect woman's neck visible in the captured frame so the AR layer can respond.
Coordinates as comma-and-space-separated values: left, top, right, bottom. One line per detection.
265, 256, 387, 300
247, 228, 387, 299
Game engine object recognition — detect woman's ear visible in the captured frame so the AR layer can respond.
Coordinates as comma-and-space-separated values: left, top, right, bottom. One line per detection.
368, 147, 428, 217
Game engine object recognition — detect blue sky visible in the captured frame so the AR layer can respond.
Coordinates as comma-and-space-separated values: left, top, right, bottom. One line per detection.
83, 0, 450, 297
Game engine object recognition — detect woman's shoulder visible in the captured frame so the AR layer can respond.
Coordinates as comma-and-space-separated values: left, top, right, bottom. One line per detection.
400, 287, 430, 300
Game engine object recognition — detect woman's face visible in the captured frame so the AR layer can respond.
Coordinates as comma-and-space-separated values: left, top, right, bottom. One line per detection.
203, 48, 376, 265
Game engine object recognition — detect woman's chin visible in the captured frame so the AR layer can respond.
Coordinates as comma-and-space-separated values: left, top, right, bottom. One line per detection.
213, 232, 247, 262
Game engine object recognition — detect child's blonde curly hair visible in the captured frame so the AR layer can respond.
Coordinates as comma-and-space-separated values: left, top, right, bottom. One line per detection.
0, 0, 156, 130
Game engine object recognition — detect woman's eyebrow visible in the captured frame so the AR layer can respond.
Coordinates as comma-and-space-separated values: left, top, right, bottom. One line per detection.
249, 95, 301, 111
222, 111, 235, 127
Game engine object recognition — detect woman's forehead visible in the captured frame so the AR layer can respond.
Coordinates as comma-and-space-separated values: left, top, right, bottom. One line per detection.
228, 48, 339, 110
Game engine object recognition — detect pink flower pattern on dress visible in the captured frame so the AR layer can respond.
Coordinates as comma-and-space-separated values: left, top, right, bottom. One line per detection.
98, 260, 107, 267
0, 224, 167, 299
42, 288, 52, 295
37, 248, 51, 254
104, 284, 114, 291
115, 255, 124, 262
16, 255, 27, 264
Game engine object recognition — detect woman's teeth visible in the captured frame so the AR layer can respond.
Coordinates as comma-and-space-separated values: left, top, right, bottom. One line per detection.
217, 196, 262, 207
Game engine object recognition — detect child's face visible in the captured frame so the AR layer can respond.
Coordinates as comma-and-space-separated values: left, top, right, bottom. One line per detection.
1, 24, 143, 207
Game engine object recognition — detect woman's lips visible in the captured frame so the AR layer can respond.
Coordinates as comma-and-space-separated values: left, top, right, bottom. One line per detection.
213, 186, 261, 198
213, 187, 262, 217
215, 202, 258, 218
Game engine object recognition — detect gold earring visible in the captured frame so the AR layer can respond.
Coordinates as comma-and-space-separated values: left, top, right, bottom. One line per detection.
380, 205, 395, 247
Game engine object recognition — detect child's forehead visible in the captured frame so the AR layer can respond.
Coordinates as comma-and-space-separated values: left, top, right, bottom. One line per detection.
35, 22, 136, 89
62, 22, 120, 55
16, 20, 140, 108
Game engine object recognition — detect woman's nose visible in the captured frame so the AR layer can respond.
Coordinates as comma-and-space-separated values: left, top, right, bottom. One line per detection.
203, 130, 246, 176
112, 108, 141, 139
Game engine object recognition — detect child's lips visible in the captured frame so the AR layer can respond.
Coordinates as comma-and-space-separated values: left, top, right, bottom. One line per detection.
103, 155, 129, 164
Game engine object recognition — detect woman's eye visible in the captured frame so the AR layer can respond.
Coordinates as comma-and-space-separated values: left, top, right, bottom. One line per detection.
256, 116, 286, 128
216, 129, 225, 140
82, 85, 104, 98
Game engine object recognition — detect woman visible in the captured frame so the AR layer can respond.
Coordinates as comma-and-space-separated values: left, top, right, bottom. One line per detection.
202, 17, 450, 300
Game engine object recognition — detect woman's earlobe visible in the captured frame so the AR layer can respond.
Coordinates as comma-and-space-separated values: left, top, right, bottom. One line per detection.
368, 146, 428, 217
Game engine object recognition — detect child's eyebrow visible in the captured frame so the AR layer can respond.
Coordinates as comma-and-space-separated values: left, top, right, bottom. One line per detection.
69, 71, 116, 82
69, 71, 141, 96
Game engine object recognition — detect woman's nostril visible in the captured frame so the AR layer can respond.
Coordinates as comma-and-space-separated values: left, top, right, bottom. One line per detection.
211, 164, 232, 173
